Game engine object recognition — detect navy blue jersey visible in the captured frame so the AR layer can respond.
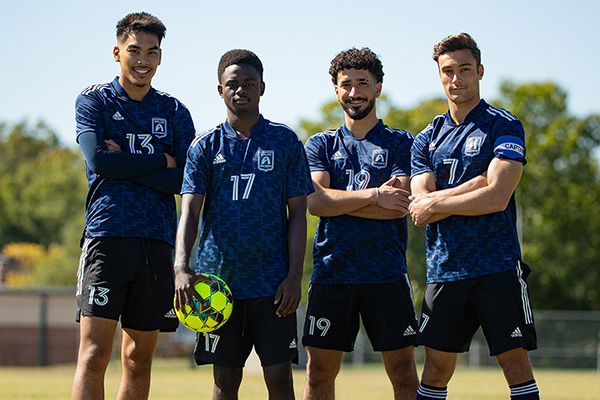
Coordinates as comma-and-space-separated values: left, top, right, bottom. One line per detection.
182, 116, 313, 300
76, 77, 195, 246
305, 120, 413, 284
411, 100, 526, 283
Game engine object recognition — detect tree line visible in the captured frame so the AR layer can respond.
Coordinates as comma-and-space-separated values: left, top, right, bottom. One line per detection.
1, 81, 599, 311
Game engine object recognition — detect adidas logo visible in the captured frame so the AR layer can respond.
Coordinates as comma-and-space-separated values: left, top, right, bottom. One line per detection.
213, 153, 226, 164
289, 338, 297, 349
112, 111, 124, 121
164, 308, 177, 319
331, 150, 345, 160
429, 142, 436, 151
511, 327, 523, 338
403, 326, 417, 336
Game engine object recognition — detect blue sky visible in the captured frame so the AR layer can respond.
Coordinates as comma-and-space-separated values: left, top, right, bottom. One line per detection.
1, 0, 598, 145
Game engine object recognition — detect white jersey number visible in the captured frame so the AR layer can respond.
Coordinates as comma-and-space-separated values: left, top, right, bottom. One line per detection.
345, 169, 370, 191
442, 158, 459, 185
230, 173, 256, 201
126, 133, 155, 154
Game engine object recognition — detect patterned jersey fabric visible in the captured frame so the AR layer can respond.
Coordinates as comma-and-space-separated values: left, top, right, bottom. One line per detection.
411, 99, 527, 283
76, 77, 195, 246
182, 116, 313, 299
305, 120, 413, 284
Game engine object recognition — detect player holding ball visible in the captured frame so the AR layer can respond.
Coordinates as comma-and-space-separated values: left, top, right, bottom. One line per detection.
174, 49, 313, 400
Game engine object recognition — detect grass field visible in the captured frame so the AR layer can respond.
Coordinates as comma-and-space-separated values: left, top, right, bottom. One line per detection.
2, 357, 600, 399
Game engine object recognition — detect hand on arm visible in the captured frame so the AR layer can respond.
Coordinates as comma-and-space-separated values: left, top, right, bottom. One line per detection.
307, 171, 410, 219
274, 194, 307, 317
173, 193, 211, 315
347, 175, 411, 219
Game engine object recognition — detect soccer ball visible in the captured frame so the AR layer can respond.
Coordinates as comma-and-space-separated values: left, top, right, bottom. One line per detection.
174, 274, 234, 332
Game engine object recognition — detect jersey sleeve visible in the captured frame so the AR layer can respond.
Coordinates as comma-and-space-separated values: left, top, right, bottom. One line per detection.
286, 134, 314, 198
391, 131, 413, 178
75, 92, 104, 141
493, 119, 527, 165
181, 134, 210, 195
172, 99, 196, 159
304, 134, 328, 173
410, 125, 434, 178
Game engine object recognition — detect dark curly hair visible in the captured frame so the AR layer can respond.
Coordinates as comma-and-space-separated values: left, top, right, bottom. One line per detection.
116, 12, 166, 45
217, 49, 264, 83
433, 33, 481, 66
329, 47, 384, 85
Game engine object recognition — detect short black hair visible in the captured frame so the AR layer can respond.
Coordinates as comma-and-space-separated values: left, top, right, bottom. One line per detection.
116, 12, 166, 45
433, 33, 481, 66
329, 47, 384, 85
217, 49, 264, 83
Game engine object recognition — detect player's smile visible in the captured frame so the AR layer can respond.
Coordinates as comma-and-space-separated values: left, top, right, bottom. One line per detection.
114, 31, 162, 100
335, 68, 381, 121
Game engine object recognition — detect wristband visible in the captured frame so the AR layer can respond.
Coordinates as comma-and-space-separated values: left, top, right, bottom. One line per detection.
375, 187, 379, 206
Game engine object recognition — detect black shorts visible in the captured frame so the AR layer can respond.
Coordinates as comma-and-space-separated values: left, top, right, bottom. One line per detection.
76, 236, 179, 332
194, 296, 298, 368
302, 276, 418, 352
416, 268, 537, 356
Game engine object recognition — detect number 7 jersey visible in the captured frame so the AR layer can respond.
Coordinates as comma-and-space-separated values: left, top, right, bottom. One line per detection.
182, 116, 313, 299
411, 100, 527, 283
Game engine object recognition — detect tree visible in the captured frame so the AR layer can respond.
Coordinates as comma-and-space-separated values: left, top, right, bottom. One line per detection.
0, 120, 87, 287
496, 82, 600, 310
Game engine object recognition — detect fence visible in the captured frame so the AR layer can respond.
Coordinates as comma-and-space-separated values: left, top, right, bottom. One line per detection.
1, 289, 600, 370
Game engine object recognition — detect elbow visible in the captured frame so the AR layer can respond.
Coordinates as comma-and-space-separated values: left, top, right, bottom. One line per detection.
488, 196, 511, 213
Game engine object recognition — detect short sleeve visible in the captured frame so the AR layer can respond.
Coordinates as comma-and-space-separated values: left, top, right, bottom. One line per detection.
75, 92, 104, 143
410, 126, 434, 178
181, 136, 209, 195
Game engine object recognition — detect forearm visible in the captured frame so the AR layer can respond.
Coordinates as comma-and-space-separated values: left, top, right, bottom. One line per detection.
174, 206, 201, 275
307, 187, 376, 217
347, 205, 407, 219
130, 167, 184, 194
79, 131, 167, 178
429, 174, 488, 197
286, 201, 307, 282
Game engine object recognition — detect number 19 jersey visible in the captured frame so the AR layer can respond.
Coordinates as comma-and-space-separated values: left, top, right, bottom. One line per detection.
181, 116, 313, 300
305, 120, 413, 285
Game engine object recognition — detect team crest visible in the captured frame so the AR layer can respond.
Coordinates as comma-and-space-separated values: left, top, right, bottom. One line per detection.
152, 118, 167, 138
258, 150, 274, 172
464, 131, 485, 156
372, 149, 388, 169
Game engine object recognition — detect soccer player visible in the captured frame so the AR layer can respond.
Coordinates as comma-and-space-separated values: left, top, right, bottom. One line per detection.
173, 49, 312, 400
72, 12, 195, 400
409, 33, 539, 400
302, 47, 419, 400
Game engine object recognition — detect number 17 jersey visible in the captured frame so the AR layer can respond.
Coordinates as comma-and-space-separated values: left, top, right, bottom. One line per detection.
181, 116, 313, 300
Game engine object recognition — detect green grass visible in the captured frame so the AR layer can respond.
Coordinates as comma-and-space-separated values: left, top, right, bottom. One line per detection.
2, 358, 600, 399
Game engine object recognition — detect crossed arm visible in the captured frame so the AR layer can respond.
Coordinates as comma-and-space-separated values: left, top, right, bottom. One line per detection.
79, 132, 184, 194
409, 157, 523, 226
307, 170, 411, 220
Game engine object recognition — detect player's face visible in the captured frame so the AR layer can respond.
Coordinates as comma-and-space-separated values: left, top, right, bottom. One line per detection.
437, 49, 483, 106
335, 69, 381, 120
218, 64, 265, 117
113, 31, 162, 96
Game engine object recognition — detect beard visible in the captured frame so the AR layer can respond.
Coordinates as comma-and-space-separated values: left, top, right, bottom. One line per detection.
340, 96, 376, 120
